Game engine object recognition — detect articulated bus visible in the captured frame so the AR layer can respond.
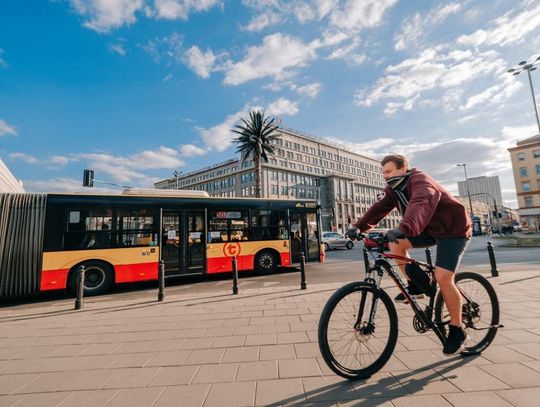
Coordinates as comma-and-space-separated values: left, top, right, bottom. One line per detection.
0, 190, 324, 298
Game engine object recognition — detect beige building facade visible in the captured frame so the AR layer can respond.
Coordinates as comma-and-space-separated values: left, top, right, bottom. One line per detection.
155, 127, 400, 233
0, 159, 24, 193
508, 134, 540, 232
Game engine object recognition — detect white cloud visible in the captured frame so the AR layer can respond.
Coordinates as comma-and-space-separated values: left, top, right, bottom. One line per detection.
329, 0, 398, 31
198, 109, 246, 152
0, 119, 17, 136
266, 98, 299, 116
22, 177, 96, 193
9, 153, 39, 164
180, 144, 208, 156
141, 32, 183, 64
355, 47, 505, 114
460, 76, 522, 111
69, 0, 144, 32
154, 0, 222, 20
457, 3, 540, 47
186, 46, 216, 78
394, 2, 462, 51
325, 37, 365, 65
295, 82, 322, 98
9, 153, 76, 168
109, 43, 126, 56
243, 11, 282, 32
223, 33, 318, 85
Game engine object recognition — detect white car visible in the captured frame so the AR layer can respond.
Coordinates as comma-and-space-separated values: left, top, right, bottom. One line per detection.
322, 231, 354, 250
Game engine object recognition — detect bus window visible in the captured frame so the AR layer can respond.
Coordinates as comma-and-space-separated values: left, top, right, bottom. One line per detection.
116, 209, 156, 247
251, 210, 289, 240
64, 209, 113, 250
306, 212, 319, 261
208, 210, 249, 242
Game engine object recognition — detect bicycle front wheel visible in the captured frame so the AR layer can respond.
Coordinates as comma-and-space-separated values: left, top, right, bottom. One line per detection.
318, 282, 398, 380
434, 272, 500, 355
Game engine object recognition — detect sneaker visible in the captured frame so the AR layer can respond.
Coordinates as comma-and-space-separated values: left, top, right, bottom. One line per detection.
394, 282, 425, 303
443, 325, 467, 355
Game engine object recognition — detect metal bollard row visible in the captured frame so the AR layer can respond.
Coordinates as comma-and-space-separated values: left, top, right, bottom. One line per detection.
74, 265, 85, 310
232, 256, 238, 295
300, 252, 307, 290
158, 260, 165, 301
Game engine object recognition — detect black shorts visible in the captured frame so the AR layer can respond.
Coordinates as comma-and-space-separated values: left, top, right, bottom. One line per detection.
408, 232, 470, 272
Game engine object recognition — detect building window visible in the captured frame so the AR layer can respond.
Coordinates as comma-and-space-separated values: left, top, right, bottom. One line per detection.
520, 167, 528, 177
533, 149, 540, 158
537, 164, 540, 175
523, 182, 531, 192
524, 196, 533, 207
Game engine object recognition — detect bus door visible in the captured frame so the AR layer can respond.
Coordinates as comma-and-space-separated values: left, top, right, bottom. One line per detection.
162, 210, 206, 274
186, 211, 205, 272
290, 211, 321, 263
162, 211, 181, 274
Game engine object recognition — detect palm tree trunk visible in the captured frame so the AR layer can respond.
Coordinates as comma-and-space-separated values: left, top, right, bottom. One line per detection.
254, 154, 261, 198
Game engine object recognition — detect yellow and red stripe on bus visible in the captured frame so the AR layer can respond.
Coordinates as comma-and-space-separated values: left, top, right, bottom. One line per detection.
40, 247, 159, 291
206, 240, 290, 273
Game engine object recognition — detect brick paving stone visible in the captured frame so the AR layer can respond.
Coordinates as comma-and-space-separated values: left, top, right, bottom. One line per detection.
154, 384, 211, 407
508, 343, 540, 359
185, 349, 225, 365
277, 332, 309, 345
391, 395, 453, 407
111, 341, 154, 354
106, 386, 164, 407
148, 365, 199, 386
204, 381, 256, 407
223, 318, 251, 327
222, 346, 259, 363
337, 397, 393, 406
192, 363, 238, 384
442, 391, 512, 407
77, 355, 122, 370
392, 368, 460, 395
294, 343, 320, 359
59, 369, 118, 391
523, 360, 540, 372
259, 344, 296, 361
481, 345, 535, 364
301, 376, 356, 402
245, 334, 276, 346
496, 386, 540, 407
56, 389, 120, 407
15, 371, 75, 394
236, 361, 278, 382
146, 350, 192, 367
180, 338, 215, 350
278, 358, 322, 378
393, 350, 443, 370
250, 317, 276, 326
435, 365, 510, 392
261, 324, 290, 334
10, 391, 73, 406
149, 339, 183, 352
398, 335, 441, 351
255, 378, 305, 406
0, 394, 27, 407
234, 326, 262, 336
480, 362, 540, 388
212, 336, 246, 348
104, 367, 160, 389
0, 373, 41, 395
205, 327, 235, 337
351, 372, 408, 399
107, 352, 157, 368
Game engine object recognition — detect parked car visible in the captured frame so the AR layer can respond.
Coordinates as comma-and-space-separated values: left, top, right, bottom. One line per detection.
322, 231, 354, 250
363, 229, 389, 251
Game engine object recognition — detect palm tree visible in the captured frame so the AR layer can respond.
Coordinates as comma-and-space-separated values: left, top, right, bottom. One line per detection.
232, 110, 280, 198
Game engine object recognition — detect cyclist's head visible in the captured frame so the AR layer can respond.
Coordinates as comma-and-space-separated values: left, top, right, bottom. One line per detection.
381, 154, 409, 180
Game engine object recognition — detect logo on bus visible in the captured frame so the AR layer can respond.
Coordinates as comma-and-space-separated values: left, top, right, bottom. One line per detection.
223, 242, 241, 257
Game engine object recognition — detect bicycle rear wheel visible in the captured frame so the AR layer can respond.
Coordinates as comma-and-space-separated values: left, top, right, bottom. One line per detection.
318, 282, 398, 380
434, 272, 500, 355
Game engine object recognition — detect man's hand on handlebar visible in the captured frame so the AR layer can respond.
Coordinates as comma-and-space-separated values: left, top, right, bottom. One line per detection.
347, 228, 364, 241
386, 228, 405, 243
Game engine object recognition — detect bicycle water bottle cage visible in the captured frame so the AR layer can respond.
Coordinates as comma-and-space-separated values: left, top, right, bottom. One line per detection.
405, 263, 435, 297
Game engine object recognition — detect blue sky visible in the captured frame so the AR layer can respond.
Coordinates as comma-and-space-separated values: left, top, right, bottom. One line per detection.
1, 0, 540, 207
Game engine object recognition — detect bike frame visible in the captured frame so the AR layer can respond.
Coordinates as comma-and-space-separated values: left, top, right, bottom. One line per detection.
362, 246, 448, 344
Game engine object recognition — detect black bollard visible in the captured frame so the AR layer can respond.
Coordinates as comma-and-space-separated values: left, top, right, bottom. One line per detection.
158, 260, 165, 302
425, 248, 433, 267
74, 265, 85, 310
487, 241, 499, 277
300, 252, 307, 290
232, 256, 238, 295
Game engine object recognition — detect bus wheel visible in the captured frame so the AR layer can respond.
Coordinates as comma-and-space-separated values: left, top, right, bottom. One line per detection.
254, 251, 278, 274
70, 261, 114, 296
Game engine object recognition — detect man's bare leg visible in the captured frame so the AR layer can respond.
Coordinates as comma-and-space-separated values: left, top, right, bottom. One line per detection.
388, 238, 413, 280
435, 266, 462, 326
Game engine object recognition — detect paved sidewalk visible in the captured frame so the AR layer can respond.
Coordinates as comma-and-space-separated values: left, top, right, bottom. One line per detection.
1, 267, 540, 406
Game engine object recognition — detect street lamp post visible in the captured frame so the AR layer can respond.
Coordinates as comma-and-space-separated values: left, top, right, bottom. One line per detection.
508, 55, 540, 136
173, 171, 182, 190
457, 163, 474, 220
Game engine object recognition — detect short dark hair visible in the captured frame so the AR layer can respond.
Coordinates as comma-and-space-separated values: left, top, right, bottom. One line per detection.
381, 154, 409, 170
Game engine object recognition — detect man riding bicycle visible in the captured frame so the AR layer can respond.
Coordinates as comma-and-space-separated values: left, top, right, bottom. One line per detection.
350, 154, 471, 355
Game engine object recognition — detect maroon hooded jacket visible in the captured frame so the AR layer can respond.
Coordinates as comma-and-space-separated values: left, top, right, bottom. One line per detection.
353, 169, 471, 238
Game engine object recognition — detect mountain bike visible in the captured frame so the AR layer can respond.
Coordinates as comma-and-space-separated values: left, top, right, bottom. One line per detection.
318, 233, 503, 380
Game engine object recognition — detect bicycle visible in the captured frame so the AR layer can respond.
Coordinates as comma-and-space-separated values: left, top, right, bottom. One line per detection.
318, 233, 503, 380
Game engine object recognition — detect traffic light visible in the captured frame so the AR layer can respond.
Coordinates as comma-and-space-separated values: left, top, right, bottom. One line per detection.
83, 170, 94, 187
